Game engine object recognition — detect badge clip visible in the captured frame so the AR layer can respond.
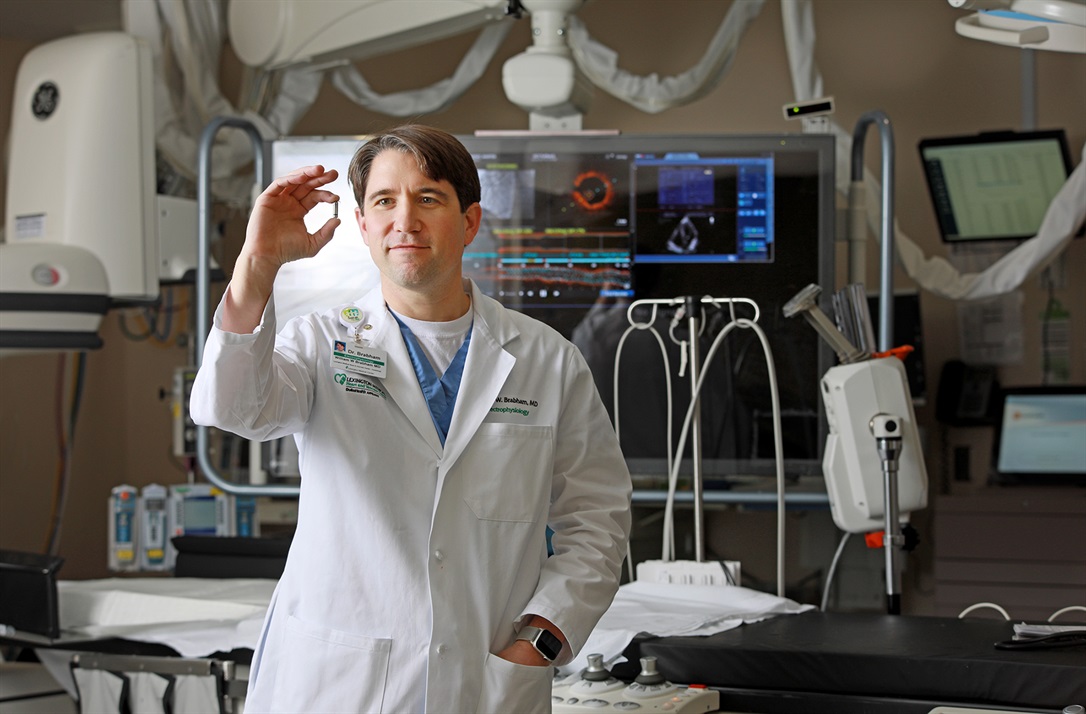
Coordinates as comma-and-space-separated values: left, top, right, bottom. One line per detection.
339, 305, 372, 344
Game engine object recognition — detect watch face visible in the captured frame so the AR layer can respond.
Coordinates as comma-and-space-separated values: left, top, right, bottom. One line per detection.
535, 629, 562, 660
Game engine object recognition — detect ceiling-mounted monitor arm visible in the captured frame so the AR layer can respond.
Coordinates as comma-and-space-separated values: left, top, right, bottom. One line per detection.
502, 0, 591, 129
851, 111, 895, 353
195, 116, 301, 498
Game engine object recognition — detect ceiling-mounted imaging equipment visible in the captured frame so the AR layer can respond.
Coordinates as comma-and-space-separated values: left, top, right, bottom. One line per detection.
1, 32, 158, 355
1, 31, 207, 357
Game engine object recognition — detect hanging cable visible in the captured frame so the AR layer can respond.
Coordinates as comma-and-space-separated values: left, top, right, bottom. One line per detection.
45, 351, 87, 556
613, 302, 675, 571
821, 531, 851, 611
611, 296, 785, 595
663, 306, 784, 595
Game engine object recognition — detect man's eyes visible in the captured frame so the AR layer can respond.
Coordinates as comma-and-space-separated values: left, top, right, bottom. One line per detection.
371, 195, 442, 207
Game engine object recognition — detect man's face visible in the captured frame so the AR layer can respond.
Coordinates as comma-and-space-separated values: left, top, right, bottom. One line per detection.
356, 150, 480, 297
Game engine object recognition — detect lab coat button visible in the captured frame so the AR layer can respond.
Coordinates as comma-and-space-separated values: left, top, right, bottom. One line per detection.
434, 549, 445, 561
435, 643, 448, 655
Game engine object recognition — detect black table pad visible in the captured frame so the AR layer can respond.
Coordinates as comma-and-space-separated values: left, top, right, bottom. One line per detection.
611, 612, 1086, 710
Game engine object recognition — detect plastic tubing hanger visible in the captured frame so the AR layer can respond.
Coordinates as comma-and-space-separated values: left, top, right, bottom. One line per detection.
613, 295, 786, 596
626, 296, 761, 327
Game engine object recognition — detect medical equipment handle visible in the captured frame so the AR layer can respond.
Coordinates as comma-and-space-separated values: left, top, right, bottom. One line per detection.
782, 284, 867, 364
195, 116, 302, 498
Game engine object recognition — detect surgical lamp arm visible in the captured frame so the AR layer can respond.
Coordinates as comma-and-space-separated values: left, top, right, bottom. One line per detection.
195, 116, 300, 498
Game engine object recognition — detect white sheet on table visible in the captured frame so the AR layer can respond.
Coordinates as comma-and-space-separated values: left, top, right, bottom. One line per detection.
559, 581, 816, 676
56, 578, 274, 657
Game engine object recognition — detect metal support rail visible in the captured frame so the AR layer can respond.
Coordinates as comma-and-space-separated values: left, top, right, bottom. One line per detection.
195, 116, 300, 497
851, 110, 904, 614
851, 110, 895, 353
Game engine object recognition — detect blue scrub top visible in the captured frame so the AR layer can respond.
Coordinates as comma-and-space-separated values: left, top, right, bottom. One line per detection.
392, 314, 471, 447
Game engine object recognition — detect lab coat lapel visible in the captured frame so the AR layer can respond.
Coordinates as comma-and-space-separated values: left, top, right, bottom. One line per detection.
439, 285, 516, 474
359, 290, 443, 458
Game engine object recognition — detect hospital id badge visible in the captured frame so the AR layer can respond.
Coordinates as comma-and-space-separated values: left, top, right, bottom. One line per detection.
332, 340, 387, 378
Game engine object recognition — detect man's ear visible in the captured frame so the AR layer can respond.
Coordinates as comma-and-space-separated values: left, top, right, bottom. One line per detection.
463, 202, 482, 247
356, 206, 370, 246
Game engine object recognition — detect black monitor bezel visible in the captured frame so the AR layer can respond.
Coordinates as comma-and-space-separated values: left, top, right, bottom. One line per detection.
459, 132, 837, 482
269, 132, 838, 483
917, 129, 1074, 244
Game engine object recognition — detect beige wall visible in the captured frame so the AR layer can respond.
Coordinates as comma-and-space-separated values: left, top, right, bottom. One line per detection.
1, 1, 1084, 606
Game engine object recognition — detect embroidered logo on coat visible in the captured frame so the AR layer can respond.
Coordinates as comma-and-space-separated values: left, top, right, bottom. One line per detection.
335, 372, 387, 399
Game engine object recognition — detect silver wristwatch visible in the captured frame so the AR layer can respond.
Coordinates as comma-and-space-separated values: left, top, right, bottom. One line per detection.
516, 625, 562, 662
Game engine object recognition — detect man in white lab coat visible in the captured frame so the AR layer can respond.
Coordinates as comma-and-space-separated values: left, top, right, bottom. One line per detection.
190, 125, 632, 713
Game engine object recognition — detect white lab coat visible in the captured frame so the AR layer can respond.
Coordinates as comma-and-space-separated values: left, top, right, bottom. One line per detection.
190, 279, 632, 714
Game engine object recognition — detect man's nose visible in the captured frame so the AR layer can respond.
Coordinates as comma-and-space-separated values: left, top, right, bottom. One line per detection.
393, 202, 421, 233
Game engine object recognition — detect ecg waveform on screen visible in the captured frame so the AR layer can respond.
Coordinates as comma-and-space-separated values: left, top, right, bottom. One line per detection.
472, 262, 629, 289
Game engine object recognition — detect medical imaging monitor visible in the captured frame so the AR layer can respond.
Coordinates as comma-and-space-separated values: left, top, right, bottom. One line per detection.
271, 132, 836, 483
918, 129, 1073, 243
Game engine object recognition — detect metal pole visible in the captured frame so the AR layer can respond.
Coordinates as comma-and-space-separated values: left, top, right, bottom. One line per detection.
195, 116, 300, 497
851, 111, 895, 353
685, 296, 705, 562
877, 429, 904, 615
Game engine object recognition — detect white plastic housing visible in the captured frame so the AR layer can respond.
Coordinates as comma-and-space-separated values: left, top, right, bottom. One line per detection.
502, 51, 592, 115
954, 3, 1086, 53
228, 0, 508, 69
0, 242, 109, 356
156, 195, 204, 282
820, 358, 928, 533
5, 32, 158, 302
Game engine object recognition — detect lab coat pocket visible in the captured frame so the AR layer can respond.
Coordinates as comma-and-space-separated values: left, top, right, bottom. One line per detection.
475, 653, 554, 714
268, 615, 392, 714
463, 423, 554, 523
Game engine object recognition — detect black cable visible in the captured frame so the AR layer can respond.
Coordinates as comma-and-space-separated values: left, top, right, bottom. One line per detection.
45, 352, 87, 557
995, 630, 1086, 650
1040, 275, 1056, 385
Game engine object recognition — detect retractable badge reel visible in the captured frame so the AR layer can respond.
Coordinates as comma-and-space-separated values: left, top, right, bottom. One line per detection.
333, 306, 387, 378
339, 306, 366, 342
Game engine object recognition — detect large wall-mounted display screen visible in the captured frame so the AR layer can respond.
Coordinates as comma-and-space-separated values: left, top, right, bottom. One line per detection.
272, 133, 836, 483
